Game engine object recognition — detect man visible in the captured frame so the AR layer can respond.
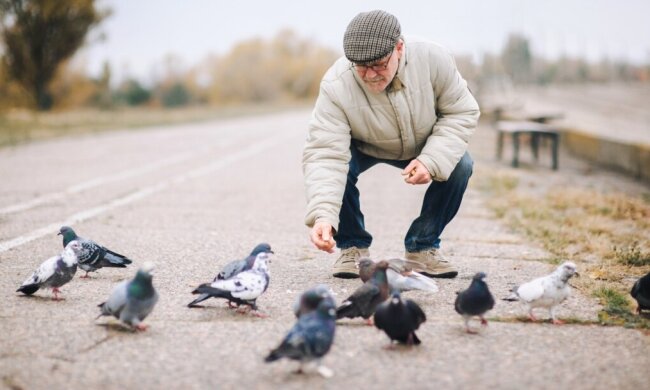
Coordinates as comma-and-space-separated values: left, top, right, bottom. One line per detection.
303, 10, 479, 279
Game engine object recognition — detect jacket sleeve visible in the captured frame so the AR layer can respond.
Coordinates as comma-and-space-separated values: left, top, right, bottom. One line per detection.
417, 48, 480, 181
302, 82, 351, 229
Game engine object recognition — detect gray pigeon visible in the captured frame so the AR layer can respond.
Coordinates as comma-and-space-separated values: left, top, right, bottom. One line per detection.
188, 243, 273, 308
190, 252, 271, 317
336, 261, 390, 325
455, 272, 495, 333
292, 284, 336, 318
503, 261, 577, 324
374, 290, 427, 346
265, 298, 336, 377
97, 262, 159, 331
630, 271, 650, 314
358, 258, 438, 294
58, 226, 132, 278
17, 241, 82, 300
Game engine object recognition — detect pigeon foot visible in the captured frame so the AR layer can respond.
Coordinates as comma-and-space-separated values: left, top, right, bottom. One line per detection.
480, 317, 488, 326
365, 318, 374, 326
134, 323, 149, 331
552, 318, 565, 325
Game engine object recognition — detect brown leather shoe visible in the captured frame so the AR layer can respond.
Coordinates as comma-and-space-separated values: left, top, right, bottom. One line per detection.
332, 247, 369, 279
404, 249, 458, 278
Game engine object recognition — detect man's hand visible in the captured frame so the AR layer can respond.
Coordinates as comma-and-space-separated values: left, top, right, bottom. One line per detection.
310, 221, 336, 253
401, 159, 432, 185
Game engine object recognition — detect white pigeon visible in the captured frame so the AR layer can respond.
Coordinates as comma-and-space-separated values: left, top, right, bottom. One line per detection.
16, 241, 83, 300
190, 252, 271, 317
505, 261, 578, 324
358, 258, 439, 294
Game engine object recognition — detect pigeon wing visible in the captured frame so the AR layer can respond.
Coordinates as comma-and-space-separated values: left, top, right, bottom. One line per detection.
516, 277, 546, 303
211, 271, 265, 300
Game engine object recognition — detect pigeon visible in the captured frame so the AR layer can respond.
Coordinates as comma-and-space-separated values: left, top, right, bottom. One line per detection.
265, 298, 336, 378
503, 261, 577, 324
455, 272, 495, 333
358, 258, 438, 294
374, 290, 427, 346
190, 251, 271, 316
58, 226, 132, 278
17, 240, 82, 300
630, 271, 650, 314
336, 261, 390, 324
97, 262, 159, 331
187, 242, 273, 308
292, 284, 336, 318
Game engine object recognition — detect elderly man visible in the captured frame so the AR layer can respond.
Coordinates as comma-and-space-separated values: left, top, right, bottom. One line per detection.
303, 10, 479, 279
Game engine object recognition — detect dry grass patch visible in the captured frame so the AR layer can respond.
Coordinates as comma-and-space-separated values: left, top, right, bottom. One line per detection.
476, 171, 650, 328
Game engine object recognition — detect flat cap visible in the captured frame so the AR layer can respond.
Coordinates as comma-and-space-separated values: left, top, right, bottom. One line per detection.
343, 10, 401, 64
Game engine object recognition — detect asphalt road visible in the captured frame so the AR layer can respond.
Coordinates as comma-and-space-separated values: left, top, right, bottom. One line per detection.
0, 110, 648, 389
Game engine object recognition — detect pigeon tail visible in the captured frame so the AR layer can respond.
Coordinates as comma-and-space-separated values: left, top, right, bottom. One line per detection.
502, 291, 519, 301
17, 284, 39, 295
193, 284, 233, 300
335, 302, 359, 319
264, 350, 282, 363
103, 251, 132, 266
410, 332, 422, 345
187, 293, 211, 307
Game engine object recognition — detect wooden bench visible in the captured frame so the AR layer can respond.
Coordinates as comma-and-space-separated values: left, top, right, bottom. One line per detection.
495, 120, 560, 170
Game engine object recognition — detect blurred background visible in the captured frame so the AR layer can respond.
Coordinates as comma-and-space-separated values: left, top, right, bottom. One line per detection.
0, 0, 648, 168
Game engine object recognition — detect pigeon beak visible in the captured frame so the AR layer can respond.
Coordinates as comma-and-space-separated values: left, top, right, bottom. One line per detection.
574, 271, 580, 277
57, 232, 62, 236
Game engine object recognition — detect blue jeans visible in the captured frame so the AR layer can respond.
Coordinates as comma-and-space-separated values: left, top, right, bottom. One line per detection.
334, 144, 473, 252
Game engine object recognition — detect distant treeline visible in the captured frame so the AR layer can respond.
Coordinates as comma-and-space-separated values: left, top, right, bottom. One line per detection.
0, 0, 647, 111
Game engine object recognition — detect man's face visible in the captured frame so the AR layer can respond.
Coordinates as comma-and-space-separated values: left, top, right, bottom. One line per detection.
354, 40, 403, 93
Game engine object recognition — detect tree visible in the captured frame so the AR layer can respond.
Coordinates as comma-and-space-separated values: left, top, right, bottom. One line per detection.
0, 0, 108, 110
501, 34, 532, 84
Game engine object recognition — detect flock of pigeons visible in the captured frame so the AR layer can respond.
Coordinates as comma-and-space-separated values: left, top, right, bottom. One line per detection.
15, 229, 650, 377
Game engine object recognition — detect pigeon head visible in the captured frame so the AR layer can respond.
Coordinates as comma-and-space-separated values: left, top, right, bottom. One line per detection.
250, 243, 273, 256
472, 272, 487, 281
65, 240, 83, 253
140, 261, 155, 274
357, 258, 375, 281
371, 261, 389, 283
556, 262, 577, 282
58, 226, 78, 246
62, 240, 83, 265
316, 297, 337, 319
389, 290, 402, 305
130, 262, 156, 299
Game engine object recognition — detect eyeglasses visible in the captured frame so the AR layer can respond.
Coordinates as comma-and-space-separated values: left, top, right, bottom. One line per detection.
352, 50, 394, 72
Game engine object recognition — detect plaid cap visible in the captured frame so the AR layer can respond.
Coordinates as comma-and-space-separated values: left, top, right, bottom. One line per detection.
343, 10, 401, 64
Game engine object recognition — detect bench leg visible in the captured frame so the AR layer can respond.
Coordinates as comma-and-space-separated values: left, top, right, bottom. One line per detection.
496, 132, 504, 160
512, 133, 520, 168
531, 134, 540, 161
551, 134, 559, 170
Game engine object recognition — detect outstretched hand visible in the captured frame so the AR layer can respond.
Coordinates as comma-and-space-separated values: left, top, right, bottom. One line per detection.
310, 221, 336, 253
401, 159, 432, 185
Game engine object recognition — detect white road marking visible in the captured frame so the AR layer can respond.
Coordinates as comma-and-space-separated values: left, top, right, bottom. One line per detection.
0, 135, 289, 253
0, 145, 223, 216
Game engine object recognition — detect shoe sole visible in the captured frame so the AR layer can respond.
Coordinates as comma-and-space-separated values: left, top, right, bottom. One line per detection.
420, 271, 458, 279
332, 272, 360, 279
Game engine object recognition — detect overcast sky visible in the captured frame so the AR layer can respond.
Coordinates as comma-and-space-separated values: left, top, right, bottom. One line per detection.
78, 0, 650, 83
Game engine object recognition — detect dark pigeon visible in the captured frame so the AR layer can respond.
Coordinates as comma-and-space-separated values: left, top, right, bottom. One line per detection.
631, 271, 650, 314
17, 241, 82, 300
190, 252, 271, 317
336, 261, 390, 324
292, 284, 336, 318
58, 226, 132, 278
188, 243, 272, 308
374, 290, 427, 346
455, 272, 495, 333
97, 262, 159, 331
265, 298, 336, 377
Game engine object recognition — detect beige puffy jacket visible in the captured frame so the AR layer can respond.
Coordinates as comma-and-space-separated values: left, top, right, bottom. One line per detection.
303, 36, 480, 229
